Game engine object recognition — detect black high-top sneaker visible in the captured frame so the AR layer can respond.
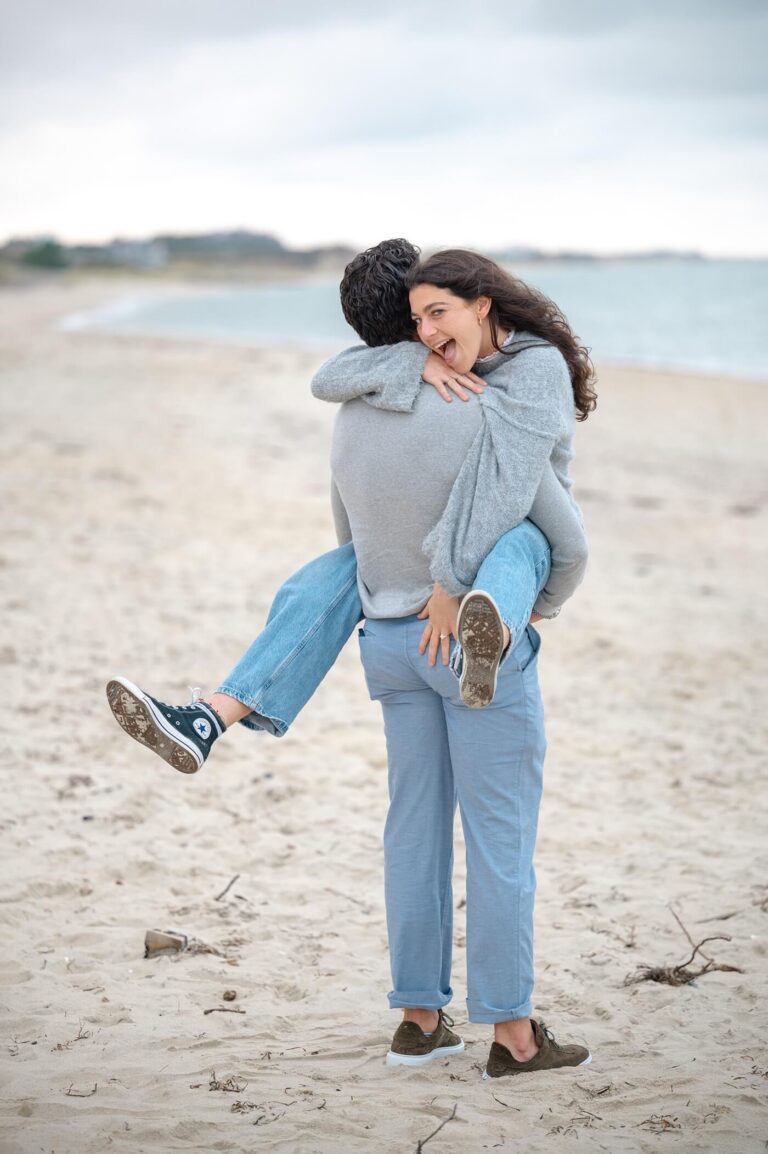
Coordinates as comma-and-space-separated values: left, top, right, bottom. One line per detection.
456, 590, 506, 708
106, 678, 226, 774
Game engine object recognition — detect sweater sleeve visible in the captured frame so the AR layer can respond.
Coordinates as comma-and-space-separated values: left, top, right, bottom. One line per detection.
311, 343, 429, 412
526, 465, 588, 617
424, 345, 576, 596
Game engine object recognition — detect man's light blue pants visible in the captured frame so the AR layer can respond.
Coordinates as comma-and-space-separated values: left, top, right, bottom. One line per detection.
358, 616, 546, 1023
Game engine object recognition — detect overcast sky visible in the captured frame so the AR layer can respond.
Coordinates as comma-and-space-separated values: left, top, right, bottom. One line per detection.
1, 0, 766, 255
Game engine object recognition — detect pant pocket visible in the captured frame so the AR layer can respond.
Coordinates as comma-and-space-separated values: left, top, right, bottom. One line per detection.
505, 625, 540, 672
357, 626, 386, 699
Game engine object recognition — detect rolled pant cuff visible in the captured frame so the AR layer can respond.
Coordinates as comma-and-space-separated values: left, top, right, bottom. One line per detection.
214, 682, 288, 738
465, 999, 533, 1024
388, 989, 453, 1011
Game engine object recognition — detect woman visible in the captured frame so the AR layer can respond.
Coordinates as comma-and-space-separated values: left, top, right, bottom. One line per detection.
107, 240, 590, 774
328, 248, 595, 1076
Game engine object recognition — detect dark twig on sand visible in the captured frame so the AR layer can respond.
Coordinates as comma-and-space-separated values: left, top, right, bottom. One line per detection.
696, 910, 742, 923
668, 905, 712, 960
491, 1094, 520, 1111
576, 1081, 613, 1097
324, 886, 369, 909
215, 874, 240, 902
203, 1007, 246, 1015
639, 1114, 681, 1132
415, 1103, 459, 1152
209, 1072, 247, 1093
65, 1083, 98, 1097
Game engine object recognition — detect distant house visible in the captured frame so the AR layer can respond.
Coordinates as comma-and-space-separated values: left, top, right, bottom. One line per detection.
67, 239, 169, 268
105, 240, 168, 268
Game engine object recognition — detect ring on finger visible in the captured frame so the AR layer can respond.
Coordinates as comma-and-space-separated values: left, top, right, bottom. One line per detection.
440, 632, 449, 639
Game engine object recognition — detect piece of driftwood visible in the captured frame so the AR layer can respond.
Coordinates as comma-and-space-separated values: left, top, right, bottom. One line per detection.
624, 936, 742, 987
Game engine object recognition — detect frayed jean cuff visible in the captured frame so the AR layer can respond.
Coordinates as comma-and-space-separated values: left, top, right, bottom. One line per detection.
214, 682, 288, 738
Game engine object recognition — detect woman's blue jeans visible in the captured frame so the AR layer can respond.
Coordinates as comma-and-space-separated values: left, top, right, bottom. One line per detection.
358, 616, 546, 1022
217, 520, 551, 737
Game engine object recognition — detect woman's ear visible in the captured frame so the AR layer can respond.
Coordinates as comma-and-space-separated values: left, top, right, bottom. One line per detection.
476, 295, 492, 323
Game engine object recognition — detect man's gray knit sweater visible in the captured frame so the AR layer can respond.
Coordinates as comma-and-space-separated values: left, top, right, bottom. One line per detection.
313, 334, 588, 620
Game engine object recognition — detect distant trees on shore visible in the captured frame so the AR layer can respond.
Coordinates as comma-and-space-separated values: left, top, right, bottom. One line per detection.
0, 231, 358, 274
1, 231, 708, 275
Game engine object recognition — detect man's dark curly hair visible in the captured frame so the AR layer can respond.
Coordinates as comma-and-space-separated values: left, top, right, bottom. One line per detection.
340, 238, 420, 346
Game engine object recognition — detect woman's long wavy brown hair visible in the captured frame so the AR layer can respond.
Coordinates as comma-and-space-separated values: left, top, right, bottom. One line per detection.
407, 249, 597, 421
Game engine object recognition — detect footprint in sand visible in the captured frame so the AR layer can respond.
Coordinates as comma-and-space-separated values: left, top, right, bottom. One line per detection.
271, 979, 308, 1003
0, 960, 33, 985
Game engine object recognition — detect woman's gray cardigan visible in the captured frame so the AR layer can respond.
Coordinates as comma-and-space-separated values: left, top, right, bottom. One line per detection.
311, 333, 588, 618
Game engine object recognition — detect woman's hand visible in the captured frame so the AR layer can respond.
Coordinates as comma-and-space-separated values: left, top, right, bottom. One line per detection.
417, 583, 461, 666
421, 352, 486, 403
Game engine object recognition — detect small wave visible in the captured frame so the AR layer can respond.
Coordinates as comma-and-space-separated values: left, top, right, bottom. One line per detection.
58, 293, 169, 332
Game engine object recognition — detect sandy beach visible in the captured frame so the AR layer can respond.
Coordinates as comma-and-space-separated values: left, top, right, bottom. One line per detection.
1, 277, 766, 1154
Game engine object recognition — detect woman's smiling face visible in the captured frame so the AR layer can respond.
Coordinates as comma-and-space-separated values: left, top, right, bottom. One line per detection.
409, 284, 492, 374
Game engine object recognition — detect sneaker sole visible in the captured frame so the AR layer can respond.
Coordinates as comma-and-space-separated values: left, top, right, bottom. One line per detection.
106, 676, 203, 774
457, 591, 505, 708
482, 1051, 592, 1079
386, 1041, 465, 1067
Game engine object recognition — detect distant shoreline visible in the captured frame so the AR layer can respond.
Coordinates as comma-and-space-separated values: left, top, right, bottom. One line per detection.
43, 268, 768, 385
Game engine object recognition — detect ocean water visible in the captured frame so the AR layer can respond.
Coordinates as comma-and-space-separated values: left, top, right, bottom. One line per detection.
61, 259, 768, 379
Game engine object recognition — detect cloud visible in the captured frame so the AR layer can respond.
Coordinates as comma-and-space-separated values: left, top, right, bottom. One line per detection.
3, 0, 766, 106
0, 1, 765, 252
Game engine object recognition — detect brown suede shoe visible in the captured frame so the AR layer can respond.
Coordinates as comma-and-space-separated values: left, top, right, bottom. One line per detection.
457, 591, 505, 708
484, 1019, 591, 1078
386, 1010, 465, 1067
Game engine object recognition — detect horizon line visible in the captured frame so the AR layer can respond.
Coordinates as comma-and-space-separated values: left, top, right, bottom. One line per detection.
2, 230, 767, 263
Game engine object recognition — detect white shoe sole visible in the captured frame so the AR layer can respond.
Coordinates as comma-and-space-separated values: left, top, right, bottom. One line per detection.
386, 1040, 465, 1067
457, 591, 505, 708
482, 1051, 592, 1079
106, 676, 203, 774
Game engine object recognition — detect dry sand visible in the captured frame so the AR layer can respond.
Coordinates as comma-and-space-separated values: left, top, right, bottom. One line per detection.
0, 278, 766, 1153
